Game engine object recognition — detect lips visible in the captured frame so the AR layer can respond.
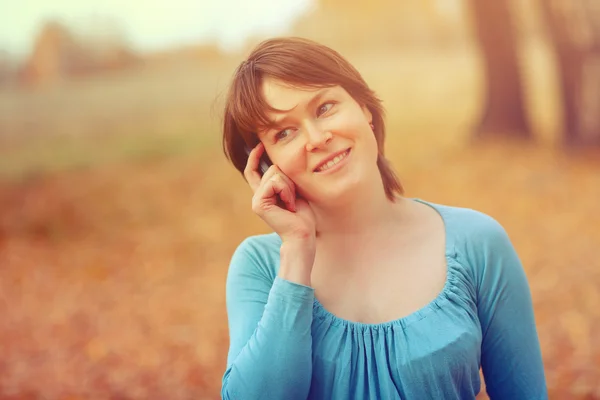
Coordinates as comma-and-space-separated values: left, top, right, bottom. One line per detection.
313, 148, 351, 172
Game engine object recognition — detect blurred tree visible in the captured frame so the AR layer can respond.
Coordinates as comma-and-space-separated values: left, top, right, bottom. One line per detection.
468, 0, 531, 138
292, 0, 465, 52
539, 0, 600, 146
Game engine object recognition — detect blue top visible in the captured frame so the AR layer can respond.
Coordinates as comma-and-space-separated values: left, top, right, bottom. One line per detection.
221, 199, 547, 399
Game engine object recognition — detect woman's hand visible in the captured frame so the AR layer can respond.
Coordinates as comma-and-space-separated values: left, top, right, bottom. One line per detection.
244, 143, 317, 244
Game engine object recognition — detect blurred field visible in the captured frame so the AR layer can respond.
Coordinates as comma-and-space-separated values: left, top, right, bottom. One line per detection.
1, 45, 600, 399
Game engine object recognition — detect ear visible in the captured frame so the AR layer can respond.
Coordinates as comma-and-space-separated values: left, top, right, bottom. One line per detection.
361, 105, 372, 123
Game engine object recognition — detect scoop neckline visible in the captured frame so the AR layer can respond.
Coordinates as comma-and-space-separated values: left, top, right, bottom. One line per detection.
312, 198, 458, 331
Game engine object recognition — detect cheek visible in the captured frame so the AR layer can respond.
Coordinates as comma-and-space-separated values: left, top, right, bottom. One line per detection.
274, 146, 307, 179
333, 110, 369, 138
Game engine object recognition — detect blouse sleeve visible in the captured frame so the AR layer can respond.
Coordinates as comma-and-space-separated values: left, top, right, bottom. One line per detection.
468, 214, 548, 399
221, 237, 314, 400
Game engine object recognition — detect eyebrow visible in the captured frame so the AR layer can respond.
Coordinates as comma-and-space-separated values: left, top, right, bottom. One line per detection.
265, 88, 333, 131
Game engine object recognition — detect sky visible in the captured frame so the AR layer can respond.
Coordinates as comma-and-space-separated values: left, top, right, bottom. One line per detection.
1, 0, 315, 59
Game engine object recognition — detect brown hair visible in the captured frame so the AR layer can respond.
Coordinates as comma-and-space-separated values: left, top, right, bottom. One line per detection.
221, 37, 403, 201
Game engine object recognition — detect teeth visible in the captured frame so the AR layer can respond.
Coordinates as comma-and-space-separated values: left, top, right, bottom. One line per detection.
317, 149, 349, 172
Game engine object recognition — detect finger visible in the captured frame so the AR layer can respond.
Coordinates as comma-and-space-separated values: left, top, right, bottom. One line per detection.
271, 171, 297, 211
244, 142, 265, 192
269, 173, 296, 212
252, 173, 295, 213
260, 164, 279, 182
261, 166, 296, 212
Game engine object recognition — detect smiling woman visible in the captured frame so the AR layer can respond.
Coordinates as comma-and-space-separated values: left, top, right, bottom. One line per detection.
222, 37, 403, 204
219, 37, 547, 400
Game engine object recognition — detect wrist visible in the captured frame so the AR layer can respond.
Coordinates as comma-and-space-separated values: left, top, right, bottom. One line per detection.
280, 229, 315, 243
279, 239, 315, 287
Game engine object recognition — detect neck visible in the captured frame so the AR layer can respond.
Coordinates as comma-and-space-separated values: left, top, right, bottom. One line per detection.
310, 176, 410, 242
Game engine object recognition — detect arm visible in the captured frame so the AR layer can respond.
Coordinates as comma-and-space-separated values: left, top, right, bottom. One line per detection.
470, 216, 547, 399
221, 237, 315, 400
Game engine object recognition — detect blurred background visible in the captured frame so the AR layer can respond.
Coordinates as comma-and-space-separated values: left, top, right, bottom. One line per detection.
1, 0, 599, 398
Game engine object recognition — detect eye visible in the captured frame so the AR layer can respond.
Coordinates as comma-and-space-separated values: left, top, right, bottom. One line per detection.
317, 102, 334, 117
275, 128, 294, 142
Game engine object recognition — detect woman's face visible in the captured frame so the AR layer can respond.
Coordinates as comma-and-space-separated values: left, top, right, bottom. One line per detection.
257, 77, 379, 204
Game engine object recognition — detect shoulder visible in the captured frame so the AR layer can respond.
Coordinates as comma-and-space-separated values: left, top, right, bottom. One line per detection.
416, 199, 516, 271
420, 200, 525, 290
233, 232, 282, 259
228, 232, 282, 283
432, 201, 508, 249
421, 200, 507, 252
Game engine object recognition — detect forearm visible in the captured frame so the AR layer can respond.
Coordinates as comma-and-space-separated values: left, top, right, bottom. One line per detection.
222, 276, 314, 400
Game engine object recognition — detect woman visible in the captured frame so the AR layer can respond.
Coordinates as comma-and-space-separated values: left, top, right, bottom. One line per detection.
220, 37, 547, 399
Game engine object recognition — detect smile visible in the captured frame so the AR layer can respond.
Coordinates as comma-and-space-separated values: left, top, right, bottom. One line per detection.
315, 148, 351, 173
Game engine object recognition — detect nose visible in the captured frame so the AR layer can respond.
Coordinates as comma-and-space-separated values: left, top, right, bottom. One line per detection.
304, 122, 332, 152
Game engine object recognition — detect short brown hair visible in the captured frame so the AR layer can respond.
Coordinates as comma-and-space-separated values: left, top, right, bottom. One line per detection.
221, 37, 403, 201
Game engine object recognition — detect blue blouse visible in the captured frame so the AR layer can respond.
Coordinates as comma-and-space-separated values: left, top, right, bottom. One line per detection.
221, 199, 547, 399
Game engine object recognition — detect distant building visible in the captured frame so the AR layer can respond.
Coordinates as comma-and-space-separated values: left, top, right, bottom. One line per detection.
18, 20, 139, 87
0, 50, 17, 86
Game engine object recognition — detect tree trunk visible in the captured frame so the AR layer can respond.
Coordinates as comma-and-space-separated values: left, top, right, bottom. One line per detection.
468, 0, 531, 138
539, 0, 600, 146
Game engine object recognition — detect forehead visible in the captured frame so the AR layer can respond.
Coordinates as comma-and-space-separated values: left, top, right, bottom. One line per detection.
260, 77, 337, 112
